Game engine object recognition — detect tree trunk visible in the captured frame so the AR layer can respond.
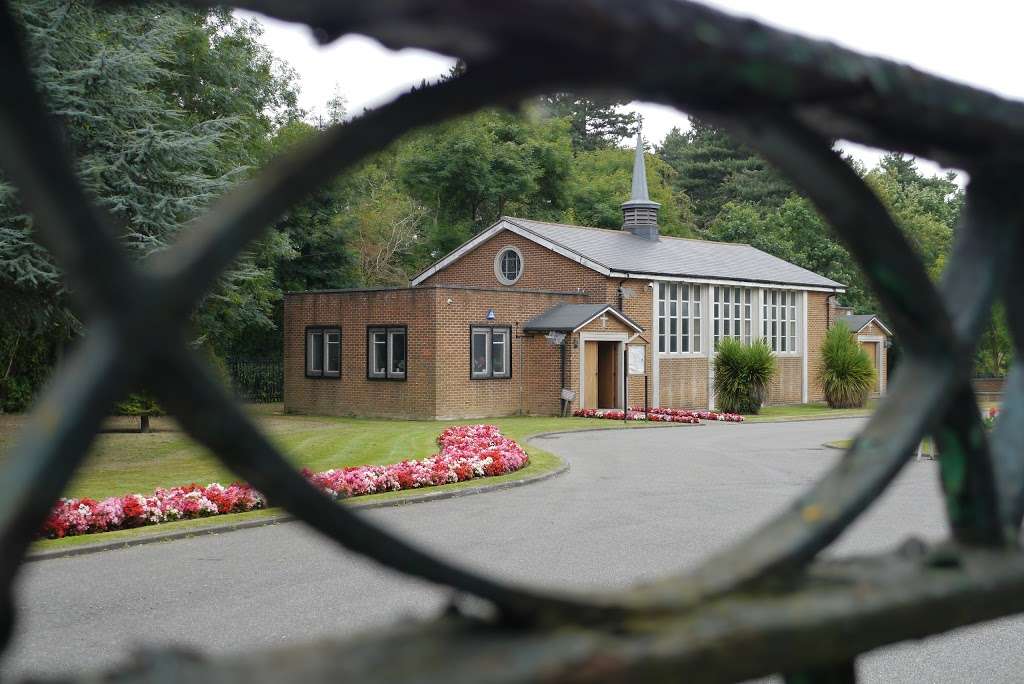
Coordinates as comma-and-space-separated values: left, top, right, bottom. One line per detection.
140, 414, 150, 433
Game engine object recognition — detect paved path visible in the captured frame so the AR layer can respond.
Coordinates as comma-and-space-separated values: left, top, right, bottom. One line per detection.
4, 418, 1023, 682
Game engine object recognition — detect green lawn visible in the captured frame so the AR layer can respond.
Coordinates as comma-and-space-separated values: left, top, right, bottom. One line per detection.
0, 406, 682, 552
0, 406, 667, 503
0, 403, 880, 502
742, 400, 877, 423
1, 402, 879, 552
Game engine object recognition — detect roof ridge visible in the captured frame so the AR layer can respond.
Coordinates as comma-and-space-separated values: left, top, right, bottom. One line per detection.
501, 215, 751, 248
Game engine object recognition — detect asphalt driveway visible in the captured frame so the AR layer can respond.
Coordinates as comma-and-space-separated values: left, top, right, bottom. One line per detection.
4, 418, 1023, 682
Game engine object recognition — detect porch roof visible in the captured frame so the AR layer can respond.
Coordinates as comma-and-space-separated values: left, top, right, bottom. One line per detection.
839, 314, 893, 336
523, 303, 643, 334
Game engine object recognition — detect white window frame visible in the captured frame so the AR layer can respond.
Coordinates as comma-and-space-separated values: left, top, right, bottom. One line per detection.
470, 326, 512, 379
493, 246, 524, 285
367, 326, 407, 380
306, 327, 340, 378
712, 286, 752, 349
656, 282, 702, 356
761, 289, 800, 355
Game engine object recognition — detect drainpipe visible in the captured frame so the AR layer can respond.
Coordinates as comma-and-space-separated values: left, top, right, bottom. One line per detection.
516, 322, 524, 415
826, 293, 835, 329
560, 338, 567, 416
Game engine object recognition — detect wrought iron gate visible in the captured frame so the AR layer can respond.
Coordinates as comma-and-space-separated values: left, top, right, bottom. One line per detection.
2, 1, 1024, 681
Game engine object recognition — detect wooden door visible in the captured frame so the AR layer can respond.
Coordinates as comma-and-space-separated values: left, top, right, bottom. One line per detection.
598, 342, 618, 408
861, 341, 879, 393
584, 341, 599, 408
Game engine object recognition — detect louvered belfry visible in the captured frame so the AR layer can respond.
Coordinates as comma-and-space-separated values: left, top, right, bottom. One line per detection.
2, 0, 1024, 682
621, 126, 661, 240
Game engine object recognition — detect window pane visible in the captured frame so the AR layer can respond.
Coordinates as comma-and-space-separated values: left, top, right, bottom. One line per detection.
491, 330, 507, 376
501, 250, 521, 281
371, 330, 387, 375
325, 331, 340, 374
309, 331, 324, 374
669, 293, 678, 352
389, 330, 406, 376
472, 330, 489, 375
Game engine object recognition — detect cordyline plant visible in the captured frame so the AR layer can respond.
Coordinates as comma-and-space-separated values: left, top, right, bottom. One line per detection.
818, 324, 876, 408
713, 337, 775, 414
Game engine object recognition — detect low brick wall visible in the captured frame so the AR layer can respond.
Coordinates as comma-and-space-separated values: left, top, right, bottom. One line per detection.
973, 377, 1005, 399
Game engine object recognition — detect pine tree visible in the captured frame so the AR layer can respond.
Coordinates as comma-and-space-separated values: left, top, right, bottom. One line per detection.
0, 0, 300, 408
536, 93, 639, 152
657, 119, 791, 229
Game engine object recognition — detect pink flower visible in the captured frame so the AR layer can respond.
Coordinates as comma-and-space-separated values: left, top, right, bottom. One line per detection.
37, 425, 528, 541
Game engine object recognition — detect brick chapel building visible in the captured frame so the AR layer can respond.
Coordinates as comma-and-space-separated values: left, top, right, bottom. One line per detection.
284, 131, 881, 419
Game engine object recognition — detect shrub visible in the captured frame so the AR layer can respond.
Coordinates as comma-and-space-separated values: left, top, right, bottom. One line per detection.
116, 393, 163, 433
818, 324, 876, 408
714, 337, 776, 414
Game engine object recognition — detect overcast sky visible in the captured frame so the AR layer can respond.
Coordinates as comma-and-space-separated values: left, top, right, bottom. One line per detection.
241, 0, 1024, 180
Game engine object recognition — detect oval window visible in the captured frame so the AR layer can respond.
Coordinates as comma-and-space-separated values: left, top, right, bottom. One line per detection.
494, 247, 523, 285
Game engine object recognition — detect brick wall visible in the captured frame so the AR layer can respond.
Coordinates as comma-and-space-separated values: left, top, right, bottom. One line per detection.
659, 357, 709, 409
430, 287, 584, 419
419, 229, 608, 300
521, 334, 566, 415
807, 291, 831, 402
284, 286, 584, 419
283, 288, 438, 419
767, 356, 803, 404
973, 377, 1005, 398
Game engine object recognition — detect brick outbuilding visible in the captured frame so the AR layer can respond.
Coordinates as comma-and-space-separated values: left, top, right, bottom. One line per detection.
285, 129, 866, 419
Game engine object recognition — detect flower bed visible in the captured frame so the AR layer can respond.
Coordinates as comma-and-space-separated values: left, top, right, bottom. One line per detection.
572, 406, 743, 423
983, 406, 1000, 431
636, 406, 744, 423
40, 424, 528, 540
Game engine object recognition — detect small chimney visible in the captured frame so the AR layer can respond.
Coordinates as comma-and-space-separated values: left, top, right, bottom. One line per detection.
621, 124, 660, 241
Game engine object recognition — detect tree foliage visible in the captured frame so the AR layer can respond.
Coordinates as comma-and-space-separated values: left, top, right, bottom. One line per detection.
561, 147, 696, 237
1, 0, 299, 409
536, 93, 639, 152
658, 119, 792, 229
398, 109, 574, 254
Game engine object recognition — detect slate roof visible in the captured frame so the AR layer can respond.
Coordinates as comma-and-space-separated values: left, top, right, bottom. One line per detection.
504, 217, 845, 289
839, 314, 891, 335
523, 303, 642, 333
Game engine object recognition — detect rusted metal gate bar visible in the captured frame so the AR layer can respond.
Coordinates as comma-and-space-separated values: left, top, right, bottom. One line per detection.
2, 1, 1024, 681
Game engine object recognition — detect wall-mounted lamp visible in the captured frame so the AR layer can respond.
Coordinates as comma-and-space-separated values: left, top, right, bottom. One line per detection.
486, 308, 496, 320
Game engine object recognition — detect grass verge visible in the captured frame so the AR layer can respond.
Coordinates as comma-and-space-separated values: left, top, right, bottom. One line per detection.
826, 437, 936, 453
743, 401, 876, 423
